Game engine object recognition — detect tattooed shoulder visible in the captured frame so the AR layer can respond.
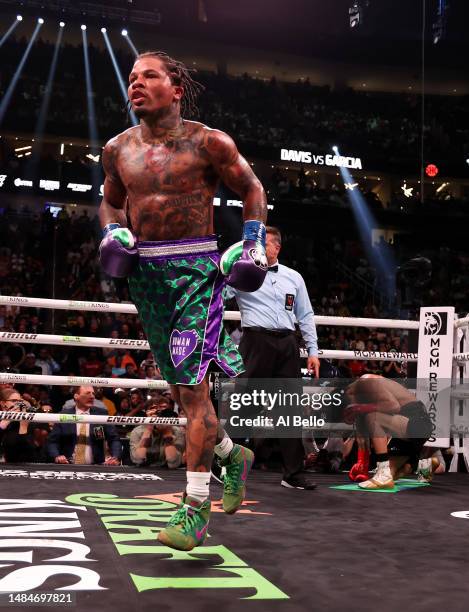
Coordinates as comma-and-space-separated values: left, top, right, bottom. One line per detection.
102, 136, 121, 179
102, 127, 140, 177
201, 127, 238, 166
184, 119, 208, 135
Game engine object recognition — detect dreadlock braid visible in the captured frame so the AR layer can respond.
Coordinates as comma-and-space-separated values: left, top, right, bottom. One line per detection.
136, 51, 205, 118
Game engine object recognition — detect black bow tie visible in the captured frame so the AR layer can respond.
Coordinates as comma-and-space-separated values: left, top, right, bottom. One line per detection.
268, 265, 278, 272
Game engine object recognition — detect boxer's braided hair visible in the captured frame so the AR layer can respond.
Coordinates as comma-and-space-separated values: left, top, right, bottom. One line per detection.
128, 51, 204, 118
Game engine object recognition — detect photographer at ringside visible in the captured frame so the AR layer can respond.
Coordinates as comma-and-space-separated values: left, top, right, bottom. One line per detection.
129, 396, 185, 469
0, 387, 45, 463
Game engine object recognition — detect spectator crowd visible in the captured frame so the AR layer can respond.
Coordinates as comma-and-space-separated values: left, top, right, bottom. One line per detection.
1, 36, 469, 176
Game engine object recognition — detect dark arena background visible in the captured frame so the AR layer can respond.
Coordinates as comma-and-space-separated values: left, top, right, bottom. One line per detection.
0, 1, 469, 610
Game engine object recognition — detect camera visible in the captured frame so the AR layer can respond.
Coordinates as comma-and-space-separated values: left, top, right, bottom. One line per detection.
15, 400, 39, 413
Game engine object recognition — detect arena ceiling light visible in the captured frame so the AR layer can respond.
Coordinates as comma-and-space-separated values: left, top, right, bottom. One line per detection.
436, 182, 449, 193
425, 164, 439, 178
101, 27, 107, 33
59, 21, 65, 27
433, 0, 449, 44
349, 0, 370, 28
349, 2, 361, 28
38, 18, 44, 24
332, 145, 339, 154
1, 16, 23, 48
81, 24, 87, 31
401, 182, 413, 198
123, 30, 138, 56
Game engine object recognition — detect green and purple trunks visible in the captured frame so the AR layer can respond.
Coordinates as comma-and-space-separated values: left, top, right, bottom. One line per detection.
129, 235, 244, 385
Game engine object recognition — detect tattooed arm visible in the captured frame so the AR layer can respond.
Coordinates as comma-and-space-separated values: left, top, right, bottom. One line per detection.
99, 137, 128, 228
203, 128, 267, 223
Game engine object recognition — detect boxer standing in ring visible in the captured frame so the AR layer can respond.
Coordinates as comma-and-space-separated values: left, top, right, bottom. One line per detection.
99, 51, 268, 550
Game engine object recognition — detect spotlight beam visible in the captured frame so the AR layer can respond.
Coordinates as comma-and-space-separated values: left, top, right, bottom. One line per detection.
82, 28, 102, 202
124, 33, 139, 57
27, 24, 64, 175
0, 17, 22, 48
336, 148, 396, 302
102, 30, 138, 126
0, 22, 42, 126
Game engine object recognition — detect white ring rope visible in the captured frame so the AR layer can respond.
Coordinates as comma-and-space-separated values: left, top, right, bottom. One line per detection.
0, 296, 139, 315
0, 295, 419, 329
0, 331, 418, 362
0, 411, 186, 426
317, 350, 417, 361
0, 372, 169, 389
0, 331, 151, 350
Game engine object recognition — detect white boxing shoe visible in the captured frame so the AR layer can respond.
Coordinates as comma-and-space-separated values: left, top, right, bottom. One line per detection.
358, 460, 395, 490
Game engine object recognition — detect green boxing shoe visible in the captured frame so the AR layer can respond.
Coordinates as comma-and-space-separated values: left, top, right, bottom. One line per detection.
220, 444, 254, 514
157, 495, 211, 551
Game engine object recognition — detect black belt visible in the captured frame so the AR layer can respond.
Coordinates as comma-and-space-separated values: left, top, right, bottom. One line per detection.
243, 326, 294, 338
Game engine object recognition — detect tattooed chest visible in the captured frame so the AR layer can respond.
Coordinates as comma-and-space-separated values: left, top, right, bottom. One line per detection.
118, 143, 215, 194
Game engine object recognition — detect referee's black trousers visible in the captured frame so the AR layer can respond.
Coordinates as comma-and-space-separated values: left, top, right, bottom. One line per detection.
238, 328, 305, 480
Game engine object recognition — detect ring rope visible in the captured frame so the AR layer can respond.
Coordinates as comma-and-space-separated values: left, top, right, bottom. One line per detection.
0, 295, 419, 329
0, 331, 418, 362
0, 411, 186, 427
0, 372, 169, 389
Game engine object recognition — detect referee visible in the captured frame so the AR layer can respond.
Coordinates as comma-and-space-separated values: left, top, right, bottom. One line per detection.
225, 226, 320, 490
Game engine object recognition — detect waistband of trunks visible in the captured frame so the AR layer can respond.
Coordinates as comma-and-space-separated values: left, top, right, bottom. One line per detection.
137, 235, 219, 259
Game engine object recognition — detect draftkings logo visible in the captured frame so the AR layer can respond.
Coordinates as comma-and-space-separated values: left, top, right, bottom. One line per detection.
424, 311, 447, 336
63, 492, 287, 601
59, 414, 84, 423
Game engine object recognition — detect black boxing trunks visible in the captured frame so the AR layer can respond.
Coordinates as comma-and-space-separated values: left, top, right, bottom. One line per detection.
388, 401, 433, 468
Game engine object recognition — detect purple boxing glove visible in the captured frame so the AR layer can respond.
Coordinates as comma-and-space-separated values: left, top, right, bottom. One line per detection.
220, 220, 268, 292
99, 223, 138, 278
